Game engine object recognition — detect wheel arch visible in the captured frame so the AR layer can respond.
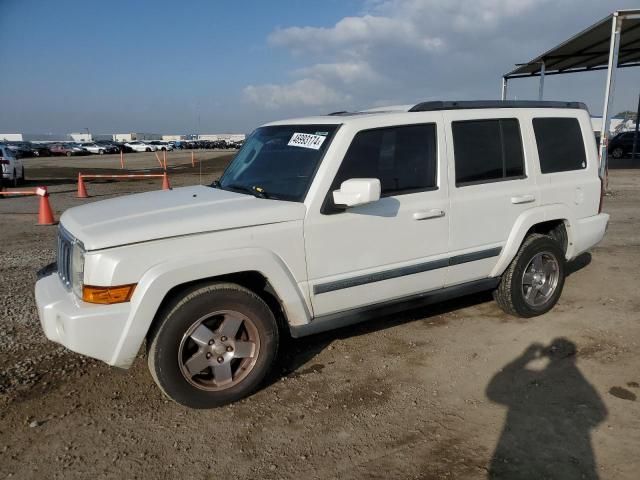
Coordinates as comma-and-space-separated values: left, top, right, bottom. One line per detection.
109, 248, 312, 368
490, 205, 576, 278
146, 271, 289, 345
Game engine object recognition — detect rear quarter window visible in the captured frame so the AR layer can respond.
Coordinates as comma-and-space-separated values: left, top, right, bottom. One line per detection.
533, 117, 586, 173
452, 118, 525, 186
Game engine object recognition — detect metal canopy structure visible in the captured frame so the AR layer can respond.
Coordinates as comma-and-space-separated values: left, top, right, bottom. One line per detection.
501, 9, 640, 175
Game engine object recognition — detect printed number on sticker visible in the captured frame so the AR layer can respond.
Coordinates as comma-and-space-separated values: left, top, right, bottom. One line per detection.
288, 133, 326, 150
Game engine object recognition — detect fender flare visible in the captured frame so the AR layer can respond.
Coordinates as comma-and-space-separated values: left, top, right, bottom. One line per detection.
108, 247, 311, 367
490, 204, 575, 278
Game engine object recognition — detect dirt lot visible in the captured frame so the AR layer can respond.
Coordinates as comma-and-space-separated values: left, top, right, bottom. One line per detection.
0, 157, 639, 479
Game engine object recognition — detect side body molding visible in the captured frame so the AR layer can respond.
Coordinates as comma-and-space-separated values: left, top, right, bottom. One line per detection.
109, 247, 311, 367
490, 204, 575, 278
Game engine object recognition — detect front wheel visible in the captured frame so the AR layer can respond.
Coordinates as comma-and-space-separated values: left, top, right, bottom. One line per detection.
493, 234, 565, 318
147, 282, 279, 408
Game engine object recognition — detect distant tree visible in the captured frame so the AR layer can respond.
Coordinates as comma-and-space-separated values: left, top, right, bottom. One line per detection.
614, 110, 637, 119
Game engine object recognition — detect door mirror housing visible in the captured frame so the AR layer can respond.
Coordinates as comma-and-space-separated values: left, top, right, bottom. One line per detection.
332, 178, 381, 208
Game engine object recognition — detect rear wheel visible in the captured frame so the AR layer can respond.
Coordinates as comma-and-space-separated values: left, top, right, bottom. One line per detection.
66, 151, 72, 157
147, 282, 279, 408
11, 170, 18, 188
146, 147, 151, 152
493, 234, 565, 317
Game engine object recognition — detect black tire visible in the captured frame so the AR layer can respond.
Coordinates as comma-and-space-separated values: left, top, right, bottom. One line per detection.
66, 151, 72, 157
493, 234, 565, 318
18, 167, 25, 185
147, 282, 279, 408
146, 147, 151, 152
11, 170, 18, 188
611, 147, 624, 159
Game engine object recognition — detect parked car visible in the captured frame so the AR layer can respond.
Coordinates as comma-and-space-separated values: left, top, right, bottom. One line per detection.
95, 142, 120, 154
6, 142, 35, 158
30, 143, 52, 157
0, 144, 25, 187
148, 141, 174, 151
78, 143, 107, 155
124, 141, 157, 152
36, 100, 609, 408
49, 143, 89, 156
608, 131, 640, 158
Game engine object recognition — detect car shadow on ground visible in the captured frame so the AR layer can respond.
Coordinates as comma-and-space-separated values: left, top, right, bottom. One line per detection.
273, 252, 593, 382
485, 338, 606, 479
608, 156, 640, 169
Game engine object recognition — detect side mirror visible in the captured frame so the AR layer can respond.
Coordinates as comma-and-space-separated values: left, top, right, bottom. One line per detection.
332, 178, 381, 208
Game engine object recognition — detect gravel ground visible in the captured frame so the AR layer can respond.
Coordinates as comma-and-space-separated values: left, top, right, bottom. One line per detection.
0, 160, 639, 479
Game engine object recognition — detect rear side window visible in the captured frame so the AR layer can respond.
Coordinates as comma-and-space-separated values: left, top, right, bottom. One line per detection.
533, 117, 586, 173
331, 123, 437, 197
452, 119, 525, 186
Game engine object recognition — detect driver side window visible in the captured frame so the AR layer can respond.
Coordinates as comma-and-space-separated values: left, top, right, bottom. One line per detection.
324, 123, 437, 213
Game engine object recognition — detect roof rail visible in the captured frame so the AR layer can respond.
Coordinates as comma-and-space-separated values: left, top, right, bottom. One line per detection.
327, 111, 350, 116
408, 100, 588, 112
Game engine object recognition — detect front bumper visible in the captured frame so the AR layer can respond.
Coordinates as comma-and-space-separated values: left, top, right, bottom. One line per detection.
35, 268, 131, 366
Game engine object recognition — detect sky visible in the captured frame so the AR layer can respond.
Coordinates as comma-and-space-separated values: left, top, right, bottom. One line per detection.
0, 0, 639, 135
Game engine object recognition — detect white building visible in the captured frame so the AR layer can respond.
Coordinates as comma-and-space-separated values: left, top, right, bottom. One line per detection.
70, 132, 93, 142
197, 133, 246, 142
114, 133, 162, 142
162, 135, 187, 141
1, 133, 69, 142
0, 133, 24, 142
591, 117, 635, 134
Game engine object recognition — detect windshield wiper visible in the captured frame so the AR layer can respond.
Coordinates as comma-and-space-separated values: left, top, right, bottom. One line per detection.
224, 183, 269, 199
210, 180, 221, 188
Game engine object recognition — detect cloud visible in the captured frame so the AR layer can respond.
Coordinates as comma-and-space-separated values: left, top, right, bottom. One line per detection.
243, 78, 350, 110
244, 0, 631, 112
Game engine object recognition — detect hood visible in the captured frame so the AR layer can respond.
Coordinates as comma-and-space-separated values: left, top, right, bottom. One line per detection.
60, 185, 307, 251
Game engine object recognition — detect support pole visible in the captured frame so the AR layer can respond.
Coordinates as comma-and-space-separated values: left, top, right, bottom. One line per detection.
538, 61, 546, 101
599, 13, 622, 178
501, 77, 508, 100
632, 91, 640, 162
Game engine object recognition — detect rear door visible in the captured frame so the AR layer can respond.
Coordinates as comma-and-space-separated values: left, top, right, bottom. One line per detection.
443, 110, 539, 286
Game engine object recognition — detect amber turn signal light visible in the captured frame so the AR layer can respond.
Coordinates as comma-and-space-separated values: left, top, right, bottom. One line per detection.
82, 284, 136, 304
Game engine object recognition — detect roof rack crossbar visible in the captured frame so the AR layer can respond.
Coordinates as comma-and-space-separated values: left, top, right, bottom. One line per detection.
408, 100, 588, 112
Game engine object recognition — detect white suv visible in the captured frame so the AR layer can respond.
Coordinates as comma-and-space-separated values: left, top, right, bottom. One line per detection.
124, 141, 157, 152
0, 144, 25, 188
35, 101, 609, 408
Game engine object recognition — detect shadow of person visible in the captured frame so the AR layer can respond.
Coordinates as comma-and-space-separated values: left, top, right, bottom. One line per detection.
486, 338, 607, 479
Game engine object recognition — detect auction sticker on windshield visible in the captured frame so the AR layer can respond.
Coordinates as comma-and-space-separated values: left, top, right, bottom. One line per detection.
288, 132, 326, 150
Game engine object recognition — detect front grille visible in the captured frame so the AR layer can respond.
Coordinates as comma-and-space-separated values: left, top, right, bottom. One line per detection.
57, 226, 74, 290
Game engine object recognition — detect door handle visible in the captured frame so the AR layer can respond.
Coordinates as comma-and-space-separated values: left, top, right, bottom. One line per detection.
413, 209, 445, 221
511, 194, 536, 205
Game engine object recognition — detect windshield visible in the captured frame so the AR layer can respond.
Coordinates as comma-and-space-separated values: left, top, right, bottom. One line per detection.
218, 124, 339, 202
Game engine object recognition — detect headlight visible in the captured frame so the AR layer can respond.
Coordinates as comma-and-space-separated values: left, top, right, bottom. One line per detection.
71, 240, 85, 298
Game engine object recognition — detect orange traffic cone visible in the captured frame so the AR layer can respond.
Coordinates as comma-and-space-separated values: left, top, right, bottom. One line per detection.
36, 187, 56, 226
77, 172, 88, 198
162, 172, 171, 190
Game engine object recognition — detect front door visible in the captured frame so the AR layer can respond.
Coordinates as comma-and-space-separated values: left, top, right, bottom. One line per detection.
304, 120, 450, 317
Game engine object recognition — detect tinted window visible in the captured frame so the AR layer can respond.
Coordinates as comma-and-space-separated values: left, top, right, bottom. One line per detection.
452, 119, 525, 186
331, 124, 437, 197
533, 118, 586, 173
